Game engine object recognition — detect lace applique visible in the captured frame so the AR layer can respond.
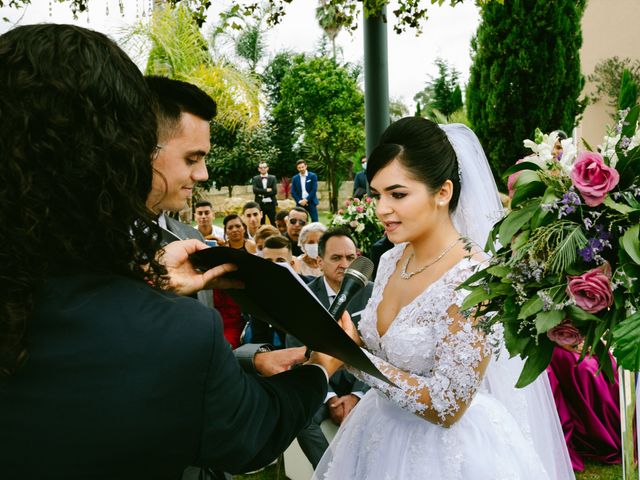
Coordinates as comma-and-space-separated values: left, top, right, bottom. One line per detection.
351, 243, 503, 425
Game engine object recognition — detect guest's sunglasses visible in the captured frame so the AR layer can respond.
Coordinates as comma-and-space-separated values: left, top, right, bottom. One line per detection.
289, 218, 307, 226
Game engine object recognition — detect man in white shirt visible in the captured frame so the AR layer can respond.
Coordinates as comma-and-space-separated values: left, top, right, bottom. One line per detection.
291, 159, 319, 222
194, 200, 225, 245
241, 201, 263, 240
251, 161, 278, 226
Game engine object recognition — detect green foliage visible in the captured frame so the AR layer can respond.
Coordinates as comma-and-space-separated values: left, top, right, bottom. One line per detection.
618, 68, 640, 112
467, 0, 586, 187
205, 122, 279, 197
123, 4, 260, 129
414, 58, 464, 121
587, 57, 640, 112
1, 0, 499, 34
275, 55, 365, 212
261, 51, 298, 181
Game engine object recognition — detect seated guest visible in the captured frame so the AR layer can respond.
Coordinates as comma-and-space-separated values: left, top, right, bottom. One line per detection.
284, 207, 308, 257
275, 209, 289, 235
214, 215, 256, 348
253, 224, 280, 256
242, 201, 263, 240
297, 222, 326, 277
194, 200, 225, 245
547, 344, 622, 472
287, 228, 373, 468
222, 213, 257, 254
243, 235, 297, 348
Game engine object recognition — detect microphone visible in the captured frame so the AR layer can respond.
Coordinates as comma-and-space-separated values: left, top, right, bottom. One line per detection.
327, 256, 375, 320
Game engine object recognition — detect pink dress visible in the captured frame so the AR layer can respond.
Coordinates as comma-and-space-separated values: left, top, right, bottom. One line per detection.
547, 347, 622, 471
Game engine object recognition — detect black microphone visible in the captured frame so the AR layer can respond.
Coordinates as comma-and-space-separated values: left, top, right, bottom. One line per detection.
327, 256, 375, 320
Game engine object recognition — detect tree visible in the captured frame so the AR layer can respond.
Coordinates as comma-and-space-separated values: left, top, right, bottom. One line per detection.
467, 0, 586, 186
2, 0, 497, 34
205, 121, 279, 197
261, 51, 299, 181
124, 4, 260, 129
276, 54, 364, 212
588, 57, 640, 113
413, 58, 464, 121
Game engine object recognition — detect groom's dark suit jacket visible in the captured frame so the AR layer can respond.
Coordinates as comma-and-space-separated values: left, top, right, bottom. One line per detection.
287, 276, 372, 397
0, 273, 327, 480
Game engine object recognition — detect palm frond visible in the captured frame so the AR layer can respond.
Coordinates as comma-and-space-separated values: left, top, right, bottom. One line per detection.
548, 224, 588, 274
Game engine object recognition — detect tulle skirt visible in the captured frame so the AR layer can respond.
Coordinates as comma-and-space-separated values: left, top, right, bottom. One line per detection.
313, 389, 555, 480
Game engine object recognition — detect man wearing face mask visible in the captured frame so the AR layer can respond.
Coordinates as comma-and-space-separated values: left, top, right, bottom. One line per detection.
286, 228, 373, 469
353, 155, 369, 199
296, 222, 326, 277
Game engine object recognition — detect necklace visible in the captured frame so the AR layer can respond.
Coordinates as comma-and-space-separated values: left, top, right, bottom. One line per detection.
400, 238, 460, 280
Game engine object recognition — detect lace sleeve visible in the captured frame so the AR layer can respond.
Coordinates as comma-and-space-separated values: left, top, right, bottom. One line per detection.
349, 305, 493, 427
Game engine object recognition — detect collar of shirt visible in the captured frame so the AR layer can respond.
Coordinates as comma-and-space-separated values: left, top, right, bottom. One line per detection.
322, 276, 338, 304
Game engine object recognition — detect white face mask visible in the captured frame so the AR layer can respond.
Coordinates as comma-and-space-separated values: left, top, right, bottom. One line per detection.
304, 243, 319, 259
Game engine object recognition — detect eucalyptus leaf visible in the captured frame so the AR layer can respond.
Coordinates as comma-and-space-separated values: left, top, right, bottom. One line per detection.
535, 310, 564, 334
515, 336, 555, 388
511, 181, 546, 209
565, 305, 602, 322
502, 161, 542, 178
621, 224, 640, 265
603, 196, 637, 214
517, 295, 543, 320
498, 201, 538, 246
612, 312, 640, 371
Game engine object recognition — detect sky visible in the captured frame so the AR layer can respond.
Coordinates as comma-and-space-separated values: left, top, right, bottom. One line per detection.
0, 0, 480, 111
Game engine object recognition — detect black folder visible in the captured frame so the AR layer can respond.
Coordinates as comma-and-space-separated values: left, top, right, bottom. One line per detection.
190, 246, 391, 385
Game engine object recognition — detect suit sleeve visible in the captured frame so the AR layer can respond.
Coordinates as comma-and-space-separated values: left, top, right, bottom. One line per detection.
290, 175, 301, 203
308, 173, 318, 200
197, 311, 327, 473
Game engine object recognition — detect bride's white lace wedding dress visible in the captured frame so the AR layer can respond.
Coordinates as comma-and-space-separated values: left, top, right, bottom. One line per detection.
312, 243, 575, 480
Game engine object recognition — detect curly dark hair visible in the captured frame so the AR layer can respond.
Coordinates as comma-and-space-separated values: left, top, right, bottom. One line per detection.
0, 24, 167, 378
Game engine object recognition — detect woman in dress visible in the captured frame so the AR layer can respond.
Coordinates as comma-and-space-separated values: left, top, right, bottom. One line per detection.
222, 213, 257, 254
313, 117, 574, 479
214, 214, 256, 348
296, 222, 326, 277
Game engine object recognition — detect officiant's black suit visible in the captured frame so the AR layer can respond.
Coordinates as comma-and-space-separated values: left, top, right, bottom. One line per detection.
0, 273, 327, 480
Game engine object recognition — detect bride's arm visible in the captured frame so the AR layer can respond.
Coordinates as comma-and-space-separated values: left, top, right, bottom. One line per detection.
351, 305, 493, 428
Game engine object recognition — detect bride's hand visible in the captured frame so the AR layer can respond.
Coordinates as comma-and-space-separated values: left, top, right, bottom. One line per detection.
339, 311, 362, 347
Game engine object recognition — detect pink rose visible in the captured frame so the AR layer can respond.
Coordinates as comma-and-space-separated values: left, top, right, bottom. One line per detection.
547, 320, 584, 347
337, 209, 344, 215
365, 197, 373, 204
566, 264, 613, 313
356, 206, 364, 213
570, 152, 619, 206
345, 200, 351, 207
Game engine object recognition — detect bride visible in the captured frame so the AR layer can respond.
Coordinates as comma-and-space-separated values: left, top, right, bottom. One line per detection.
313, 117, 575, 479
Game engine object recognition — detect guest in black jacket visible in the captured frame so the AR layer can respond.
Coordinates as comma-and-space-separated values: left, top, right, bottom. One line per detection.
0, 24, 351, 480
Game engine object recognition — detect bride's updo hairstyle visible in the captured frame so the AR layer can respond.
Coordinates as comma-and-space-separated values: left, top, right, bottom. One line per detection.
366, 117, 461, 213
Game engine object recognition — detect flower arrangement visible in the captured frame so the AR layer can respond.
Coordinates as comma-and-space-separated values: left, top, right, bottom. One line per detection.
460, 101, 640, 388
330, 196, 384, 255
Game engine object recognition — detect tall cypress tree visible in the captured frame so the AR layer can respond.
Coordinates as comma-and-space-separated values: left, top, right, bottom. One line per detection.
467, 0, 586, 186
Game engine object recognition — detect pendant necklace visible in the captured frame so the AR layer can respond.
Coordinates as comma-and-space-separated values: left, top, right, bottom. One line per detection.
400, 238, 461, 280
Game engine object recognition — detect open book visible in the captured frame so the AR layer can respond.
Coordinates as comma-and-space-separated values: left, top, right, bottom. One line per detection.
190, 246, 391, 385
